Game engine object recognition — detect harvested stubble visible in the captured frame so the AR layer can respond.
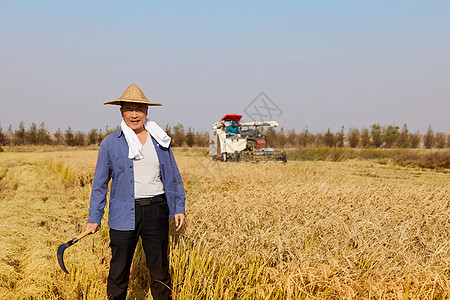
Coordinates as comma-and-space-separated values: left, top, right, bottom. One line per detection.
0, 149, 449, 299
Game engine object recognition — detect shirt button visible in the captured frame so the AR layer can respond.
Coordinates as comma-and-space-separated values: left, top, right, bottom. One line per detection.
129, 165, 132, 168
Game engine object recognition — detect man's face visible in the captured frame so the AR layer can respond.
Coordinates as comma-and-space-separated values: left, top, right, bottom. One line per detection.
120, 103, 148, 133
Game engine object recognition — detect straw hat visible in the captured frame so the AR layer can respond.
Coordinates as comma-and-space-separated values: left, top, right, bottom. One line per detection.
104, 84, 162, 106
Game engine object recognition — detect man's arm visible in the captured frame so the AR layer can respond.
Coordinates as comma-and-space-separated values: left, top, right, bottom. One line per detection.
86, 142, 111, 233
168, 146, 186, 231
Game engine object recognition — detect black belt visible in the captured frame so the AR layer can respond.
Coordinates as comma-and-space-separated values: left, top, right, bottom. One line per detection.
135, 194, 166, 206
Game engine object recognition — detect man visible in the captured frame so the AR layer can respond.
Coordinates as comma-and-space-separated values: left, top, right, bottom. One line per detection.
85, 84, 186, 300
225, 120, 240, 136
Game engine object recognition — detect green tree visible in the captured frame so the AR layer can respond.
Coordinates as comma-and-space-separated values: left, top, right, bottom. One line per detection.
54, 128, 63, 145
75, 131, 86, 146
435, 132, 446, 148
27, 123, 38, 145
410, 131, 421, 148
348, 127, 360, 148
172, 123, 185, 147
298, 128, 310, 147
277, 128, 287, 148
323, 128, 336, 147
15, 121, 26, 145
423, 125, 435, 149
186, 127, 195, 147
65, 127, 75, 146
287, 129, 297, 147
336, 126, 345, 148
383, 125, 399, 148
360, 128, 371, 147
37, 122, 51, 145
370, 124, 382, 147
397, 124, 410, 148
87, 129, 99, 145
194, 132, 208, 147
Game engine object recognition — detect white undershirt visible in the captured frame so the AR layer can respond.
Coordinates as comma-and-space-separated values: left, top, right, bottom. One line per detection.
133, 133, 164, 198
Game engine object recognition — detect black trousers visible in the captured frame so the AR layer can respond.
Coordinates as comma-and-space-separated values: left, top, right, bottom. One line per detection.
107, 195, 171, 300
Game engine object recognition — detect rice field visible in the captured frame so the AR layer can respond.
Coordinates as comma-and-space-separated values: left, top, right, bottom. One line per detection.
0, 148, 449, 299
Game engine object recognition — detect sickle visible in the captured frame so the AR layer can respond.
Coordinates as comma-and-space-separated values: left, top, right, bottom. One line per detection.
57, 229, 92, 273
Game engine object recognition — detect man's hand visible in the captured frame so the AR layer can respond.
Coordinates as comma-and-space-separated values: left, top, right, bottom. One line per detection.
85, 222, 100, 234
174, 214, 185, 231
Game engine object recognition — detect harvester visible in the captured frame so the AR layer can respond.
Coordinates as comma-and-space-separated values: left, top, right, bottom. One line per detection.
209, 114, 287, 163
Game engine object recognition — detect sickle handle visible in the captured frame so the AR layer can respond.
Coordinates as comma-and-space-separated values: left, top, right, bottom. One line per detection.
76, 228, 93, 241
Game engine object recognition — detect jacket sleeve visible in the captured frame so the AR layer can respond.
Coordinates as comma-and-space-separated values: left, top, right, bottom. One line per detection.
168, 146, 186, 215
87, 141, 111, 225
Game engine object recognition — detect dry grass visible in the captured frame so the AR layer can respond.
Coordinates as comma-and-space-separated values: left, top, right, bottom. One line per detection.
0, 149, 449, 299
392, 150, 450, 169
0, 152, 108, 299
285, 147, 450, 171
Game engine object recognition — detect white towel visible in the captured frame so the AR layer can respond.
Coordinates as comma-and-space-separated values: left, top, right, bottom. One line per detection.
121, 119, 171, 160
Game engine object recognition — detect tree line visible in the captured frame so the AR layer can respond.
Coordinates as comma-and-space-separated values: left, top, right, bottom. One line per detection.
0, 122, 448, 149
0, 122, 208, 148
263, 124, 449, 149
0, 122, 118, 147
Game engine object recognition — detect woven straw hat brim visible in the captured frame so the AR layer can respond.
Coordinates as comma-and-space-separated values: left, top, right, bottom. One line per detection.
103, 99, 162, 106
104, 83, 162, 106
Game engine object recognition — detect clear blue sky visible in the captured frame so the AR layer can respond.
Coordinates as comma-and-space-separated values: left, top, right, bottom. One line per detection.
1, 0, 449, 134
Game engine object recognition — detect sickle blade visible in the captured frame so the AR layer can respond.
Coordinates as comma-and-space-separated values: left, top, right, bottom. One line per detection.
57, 243, 70, 274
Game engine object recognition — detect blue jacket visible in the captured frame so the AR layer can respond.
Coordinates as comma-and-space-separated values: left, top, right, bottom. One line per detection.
87, 129, 186, 230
